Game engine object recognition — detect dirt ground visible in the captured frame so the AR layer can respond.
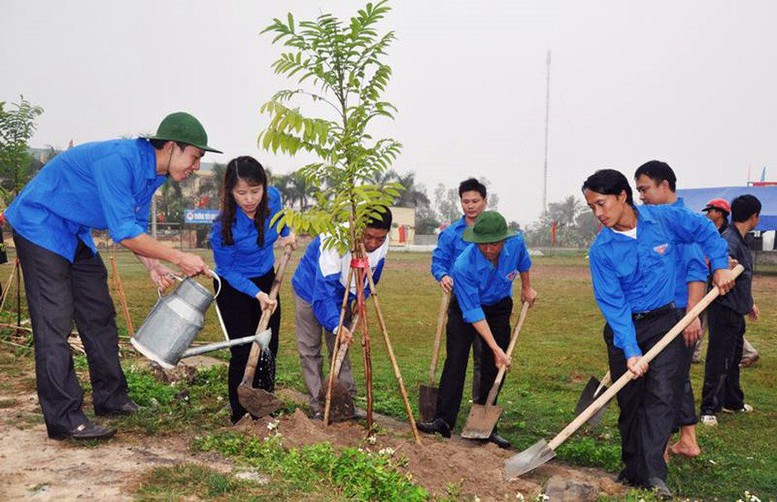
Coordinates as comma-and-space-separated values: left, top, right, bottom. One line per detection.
0, 363, 626, 501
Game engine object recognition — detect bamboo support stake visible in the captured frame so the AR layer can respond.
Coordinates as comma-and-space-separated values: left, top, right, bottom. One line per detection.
0, 259, 18, 312
360, 243, 421, 444
110, 254, 134, 337
355, 261, 374, 432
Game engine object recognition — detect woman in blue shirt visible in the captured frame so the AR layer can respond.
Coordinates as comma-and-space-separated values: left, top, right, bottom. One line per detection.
210, 156, 296, 423
582, 169, 733, 497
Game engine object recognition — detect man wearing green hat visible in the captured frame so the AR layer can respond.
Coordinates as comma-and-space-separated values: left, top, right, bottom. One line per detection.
4, 111, 220, 440
417, 211, 537, 448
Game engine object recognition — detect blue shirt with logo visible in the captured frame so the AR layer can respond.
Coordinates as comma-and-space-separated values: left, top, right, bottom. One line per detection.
452, 234, 532, 323
5, 139, 165, 261
588, 204, 728, 359
209, 186, 289, 298
431, 216, 470, 281
292, 235, 388, 332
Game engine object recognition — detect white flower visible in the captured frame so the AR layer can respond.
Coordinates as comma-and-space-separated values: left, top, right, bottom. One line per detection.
267, 420, 279, 431
378, 447, 395, 456
515, 493, 525, 501
366, 435, 377, 445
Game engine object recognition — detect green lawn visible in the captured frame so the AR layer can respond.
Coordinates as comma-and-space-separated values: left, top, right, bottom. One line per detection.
1, 245, 775, 500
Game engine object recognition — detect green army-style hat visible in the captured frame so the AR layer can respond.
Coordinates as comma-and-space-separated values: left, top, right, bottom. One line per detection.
462, 211, 517, 243
148, 112, 222, 153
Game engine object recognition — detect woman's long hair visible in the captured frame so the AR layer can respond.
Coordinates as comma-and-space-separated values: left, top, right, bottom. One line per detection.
219, 156, 269, 246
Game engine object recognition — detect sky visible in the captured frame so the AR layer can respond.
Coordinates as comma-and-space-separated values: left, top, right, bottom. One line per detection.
2, 0, 777, 226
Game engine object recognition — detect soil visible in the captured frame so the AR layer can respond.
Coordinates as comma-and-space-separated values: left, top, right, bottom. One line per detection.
0, 358, 626, 501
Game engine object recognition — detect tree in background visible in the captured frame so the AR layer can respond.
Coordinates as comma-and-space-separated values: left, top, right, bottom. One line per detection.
523, 195, 595, 248
274, 169, 317, 211
0, 97, 44, 207
258, 0, 401, 251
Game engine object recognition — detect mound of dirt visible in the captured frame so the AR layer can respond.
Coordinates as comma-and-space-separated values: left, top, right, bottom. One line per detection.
237, 404, 625, 500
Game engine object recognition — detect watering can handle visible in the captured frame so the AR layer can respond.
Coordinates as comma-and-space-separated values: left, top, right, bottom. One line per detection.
156, 270, 222, 298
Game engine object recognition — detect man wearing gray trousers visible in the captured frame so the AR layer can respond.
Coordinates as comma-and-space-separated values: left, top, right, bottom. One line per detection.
290, 211, 392, 418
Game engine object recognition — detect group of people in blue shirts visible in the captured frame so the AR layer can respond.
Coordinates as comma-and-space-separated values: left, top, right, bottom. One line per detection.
6, 111, 759, 498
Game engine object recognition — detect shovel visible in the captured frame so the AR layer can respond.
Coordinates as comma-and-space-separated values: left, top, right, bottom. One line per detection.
319, 314, 360, 423
461, 301, 530, 439
237, 244, 293, 418
419, 291, 451, 422
505, 264, 743, 480
573, 370, 611, 427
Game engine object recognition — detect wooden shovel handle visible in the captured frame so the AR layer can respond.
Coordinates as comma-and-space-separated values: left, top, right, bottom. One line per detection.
594, 370, 611, 396
241, 244, 293, 384
547, 264, 743, 451
427, 291, 451, 385
332, 313, 359, 377
484, 301, 530, 406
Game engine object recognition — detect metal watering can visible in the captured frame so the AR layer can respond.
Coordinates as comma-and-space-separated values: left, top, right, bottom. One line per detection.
131, 271, 269, 369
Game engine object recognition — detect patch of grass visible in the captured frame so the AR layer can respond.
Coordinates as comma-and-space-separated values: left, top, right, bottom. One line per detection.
194, 431, 428, 501
135, 463, 264, 501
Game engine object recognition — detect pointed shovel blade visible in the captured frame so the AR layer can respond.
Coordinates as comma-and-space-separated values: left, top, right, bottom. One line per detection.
504, 439, 556, 479
237, 386, 283, 417
460, 404, 503, 439
418, 384, 438, 422
574, 376, 610, 427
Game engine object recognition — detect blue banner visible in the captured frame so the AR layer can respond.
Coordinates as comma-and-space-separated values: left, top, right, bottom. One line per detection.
184, 209, 219, 225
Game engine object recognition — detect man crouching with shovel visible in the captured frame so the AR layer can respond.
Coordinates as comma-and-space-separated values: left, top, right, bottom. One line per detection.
583, 169, 733, 498
291, 210, 392, 420
417, 211, 537, 448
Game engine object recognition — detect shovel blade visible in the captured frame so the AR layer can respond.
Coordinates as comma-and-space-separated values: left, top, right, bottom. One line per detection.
418, 384, 438, 422
460, 404, 503, 439
237, 386, 283, 418
319, 381, 355, 423
574, 376, 610, 427
504, 439, 556, 479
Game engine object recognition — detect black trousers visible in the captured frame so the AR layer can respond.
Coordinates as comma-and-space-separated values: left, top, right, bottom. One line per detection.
700, 302, 745, 415
674, 308, 698, 429
604, 308, 683, 486
214, 270, 281, 423
435, 296, 512, 429
13, 231, 130, 437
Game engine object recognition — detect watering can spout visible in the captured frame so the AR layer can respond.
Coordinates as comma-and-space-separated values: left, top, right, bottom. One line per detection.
180, 329, 272, 359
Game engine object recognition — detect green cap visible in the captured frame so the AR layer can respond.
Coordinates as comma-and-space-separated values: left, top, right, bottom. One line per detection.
147, 112, 222, 153
462, 211, 517, 243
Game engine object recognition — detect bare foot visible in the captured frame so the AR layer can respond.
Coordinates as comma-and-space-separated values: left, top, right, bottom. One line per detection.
670, 441, 701, 457
664, 443, 670, 464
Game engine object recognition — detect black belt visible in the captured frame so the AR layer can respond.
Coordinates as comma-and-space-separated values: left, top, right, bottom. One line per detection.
632, 302, 675, 322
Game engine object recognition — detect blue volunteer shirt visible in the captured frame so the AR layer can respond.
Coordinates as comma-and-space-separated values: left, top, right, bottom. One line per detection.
452, 234, 532, 323
430, 216, 470, 281
209, 186, 290, 298
588, 204, 728, 359
5, 139, 165, 261
292, 234, 388, 332
670, 198, 708, 309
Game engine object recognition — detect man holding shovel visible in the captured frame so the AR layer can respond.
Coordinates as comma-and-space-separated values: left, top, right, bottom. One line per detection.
583, 169, 733, 497
634, 160, 707, 458
4, 112, 219, 440
292, 210, 392, 419
418, 211, 537, 448
430, 178, 489, 400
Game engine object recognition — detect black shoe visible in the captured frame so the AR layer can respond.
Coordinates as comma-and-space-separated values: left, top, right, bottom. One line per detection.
50, 422, 117, 441
487, 432, 511, 449
645, 477, 673, 499
95, 400, 141, 417
417, 418, 451, 438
